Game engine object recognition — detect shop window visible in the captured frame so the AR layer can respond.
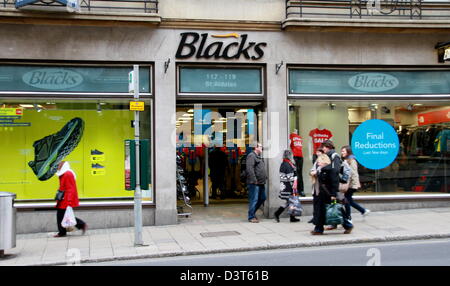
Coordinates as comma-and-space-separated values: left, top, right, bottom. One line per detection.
288, 101, 450, 195
0, 100, 153, 202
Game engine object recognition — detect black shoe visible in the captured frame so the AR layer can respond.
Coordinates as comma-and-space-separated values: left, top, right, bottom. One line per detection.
300, 191, 306, 197
308, 218, 314, 224
53, 233, 66, 238
310, 231, 323, 235
274, 207, 284, 223
290, 216, 300, 223
81, 224, 88, 235
28, 117, 84, 181
274, 212, 280, 223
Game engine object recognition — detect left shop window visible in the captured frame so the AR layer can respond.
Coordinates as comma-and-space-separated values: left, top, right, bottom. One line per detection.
0, 100, 152, 202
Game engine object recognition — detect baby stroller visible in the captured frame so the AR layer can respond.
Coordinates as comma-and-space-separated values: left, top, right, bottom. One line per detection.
177, 154, 192, 217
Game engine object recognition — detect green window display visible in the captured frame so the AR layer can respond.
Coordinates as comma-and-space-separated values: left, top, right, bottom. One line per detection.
0, 100, 152, 201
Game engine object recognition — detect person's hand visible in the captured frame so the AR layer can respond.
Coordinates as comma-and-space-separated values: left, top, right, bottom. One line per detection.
331, 196, 336, 201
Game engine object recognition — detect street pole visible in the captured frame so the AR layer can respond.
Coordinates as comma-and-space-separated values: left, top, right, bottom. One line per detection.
133, 64, 144, 246
203, 148, 209, 207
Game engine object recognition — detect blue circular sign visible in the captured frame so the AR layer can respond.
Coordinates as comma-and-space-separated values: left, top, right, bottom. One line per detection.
351, 119, 399, 170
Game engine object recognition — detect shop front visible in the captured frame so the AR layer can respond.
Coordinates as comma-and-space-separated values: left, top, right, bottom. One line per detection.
0, 63, 154, 232
174, 64, 266, 208
3, 24, 450, 231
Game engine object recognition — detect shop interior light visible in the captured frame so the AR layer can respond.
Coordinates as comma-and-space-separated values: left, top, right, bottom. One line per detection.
20, 104, 34, 108
369, 104, 378, 112
187, 109, 194, 113
236, 109, 248, 113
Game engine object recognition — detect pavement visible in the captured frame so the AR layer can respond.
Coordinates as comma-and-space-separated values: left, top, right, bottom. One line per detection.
2, 204, 450, 266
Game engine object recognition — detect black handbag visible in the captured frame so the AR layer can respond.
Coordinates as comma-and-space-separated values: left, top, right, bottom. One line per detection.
55, 190, 65, 201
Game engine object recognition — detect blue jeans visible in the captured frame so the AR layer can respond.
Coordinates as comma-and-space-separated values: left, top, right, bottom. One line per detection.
247, 184, 266, 220
345, 189, 366, 218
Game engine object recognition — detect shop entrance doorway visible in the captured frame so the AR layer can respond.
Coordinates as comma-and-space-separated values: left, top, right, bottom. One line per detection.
176, 101, 264, 207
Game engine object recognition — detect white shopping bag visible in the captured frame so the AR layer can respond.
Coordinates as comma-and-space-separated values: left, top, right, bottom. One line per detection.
61, 206, 77, 231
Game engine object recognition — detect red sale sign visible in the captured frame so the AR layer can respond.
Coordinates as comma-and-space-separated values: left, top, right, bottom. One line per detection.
418, 108, 450, 126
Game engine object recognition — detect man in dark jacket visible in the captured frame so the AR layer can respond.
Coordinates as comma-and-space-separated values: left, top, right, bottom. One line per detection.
246, 142, 267, 223
209, 147, 229, 199
320, 140, 353, 234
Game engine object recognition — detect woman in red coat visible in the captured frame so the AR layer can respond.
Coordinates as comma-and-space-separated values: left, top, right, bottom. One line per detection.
54, 161, 87, 237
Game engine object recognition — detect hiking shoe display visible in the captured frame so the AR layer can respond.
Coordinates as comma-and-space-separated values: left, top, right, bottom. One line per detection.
91, 149, 104, 155
92, 163, 105, 169
28, 117, 84, 181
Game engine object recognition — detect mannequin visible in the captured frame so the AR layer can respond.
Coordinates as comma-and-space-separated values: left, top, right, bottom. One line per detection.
309, 124, 333, 163
289, 129, 305, 196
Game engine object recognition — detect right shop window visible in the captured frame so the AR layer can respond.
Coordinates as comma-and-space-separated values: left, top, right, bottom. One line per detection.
289, 101, 450, 195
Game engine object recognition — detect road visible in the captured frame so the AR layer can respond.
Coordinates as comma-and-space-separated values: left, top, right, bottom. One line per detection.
85, 238, 450, 266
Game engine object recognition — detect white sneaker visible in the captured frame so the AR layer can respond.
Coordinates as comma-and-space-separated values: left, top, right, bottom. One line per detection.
363, 209, 371, 217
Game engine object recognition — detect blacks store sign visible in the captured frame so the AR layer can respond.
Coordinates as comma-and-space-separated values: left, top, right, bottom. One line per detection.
176, 32, 267, 60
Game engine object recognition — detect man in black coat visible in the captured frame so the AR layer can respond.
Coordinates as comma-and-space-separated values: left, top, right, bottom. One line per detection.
209, 147, 229, 199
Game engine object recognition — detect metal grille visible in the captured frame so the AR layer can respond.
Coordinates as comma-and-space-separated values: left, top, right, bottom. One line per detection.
286, 0, 450, 20
200, 231, 241, 238
1, 0, 158, 14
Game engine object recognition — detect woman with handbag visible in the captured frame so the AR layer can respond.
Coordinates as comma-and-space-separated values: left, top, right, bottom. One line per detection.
54, 161, 87, 237
274, 150, 300, 223
341, 145, 370, 220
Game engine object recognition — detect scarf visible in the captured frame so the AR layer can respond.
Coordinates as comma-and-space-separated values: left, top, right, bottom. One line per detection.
283, 158, 295, 168
56, 161, 76, 180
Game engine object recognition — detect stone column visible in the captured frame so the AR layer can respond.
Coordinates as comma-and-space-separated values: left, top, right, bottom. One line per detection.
154, 57, 178, 225
264, 61, 288, 219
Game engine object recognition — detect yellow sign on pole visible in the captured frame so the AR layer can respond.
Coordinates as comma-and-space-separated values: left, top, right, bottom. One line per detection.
129, 101, 145, 111
0, 108, 23, 117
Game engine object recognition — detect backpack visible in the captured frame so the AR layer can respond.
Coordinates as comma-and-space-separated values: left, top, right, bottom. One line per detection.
340, 159, 352, 183
330, 152, 351, 183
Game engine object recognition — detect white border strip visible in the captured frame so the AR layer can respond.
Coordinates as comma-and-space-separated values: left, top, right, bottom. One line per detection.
14, 194, 450, 208
297, 194, 450, 202
15, 200, 154, 209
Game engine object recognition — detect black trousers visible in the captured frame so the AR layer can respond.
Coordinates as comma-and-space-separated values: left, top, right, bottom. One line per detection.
312, 192, 331, 233
56, 208, 86, 236
210, 173, 226, 199
293, 156, 304, 193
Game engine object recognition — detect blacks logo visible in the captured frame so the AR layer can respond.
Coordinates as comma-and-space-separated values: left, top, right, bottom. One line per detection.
176, 32, 267, 60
